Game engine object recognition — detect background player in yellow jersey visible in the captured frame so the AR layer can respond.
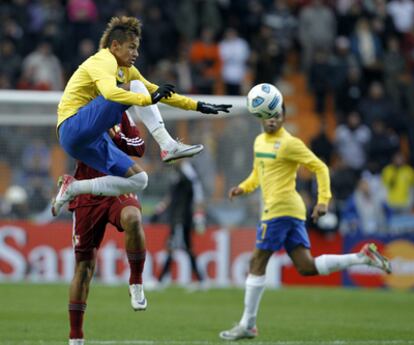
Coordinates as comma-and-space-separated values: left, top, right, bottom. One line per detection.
52, 16, 231, 216
219, 105, 392, 341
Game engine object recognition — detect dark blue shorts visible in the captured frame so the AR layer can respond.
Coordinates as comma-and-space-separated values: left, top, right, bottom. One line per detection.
256, 216, 311, 253
59, 96, 134, 177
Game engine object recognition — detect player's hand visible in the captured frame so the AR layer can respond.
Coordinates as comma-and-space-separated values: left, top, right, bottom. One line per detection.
197, 101, 232, 114
108, 125, 120, 138
311, 203, 328, 223
151, 84, 176, 104
228, 186, 244, 201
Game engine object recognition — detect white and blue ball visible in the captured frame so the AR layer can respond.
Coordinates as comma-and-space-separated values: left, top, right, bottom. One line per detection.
246, 83, 283, 120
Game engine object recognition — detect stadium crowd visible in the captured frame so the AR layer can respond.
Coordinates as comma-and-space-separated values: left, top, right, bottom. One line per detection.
0, 0, 414, 235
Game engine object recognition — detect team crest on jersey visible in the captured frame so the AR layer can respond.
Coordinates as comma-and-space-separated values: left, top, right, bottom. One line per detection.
274, 141, 281, 150
118, 69, 124, 79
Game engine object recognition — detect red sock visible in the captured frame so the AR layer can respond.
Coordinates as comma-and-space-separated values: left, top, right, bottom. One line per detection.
127, 250, 146, 284
69, 301, 86, 339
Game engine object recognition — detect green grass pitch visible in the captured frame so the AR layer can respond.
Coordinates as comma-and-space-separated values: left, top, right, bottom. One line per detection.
0, 283, 413, 345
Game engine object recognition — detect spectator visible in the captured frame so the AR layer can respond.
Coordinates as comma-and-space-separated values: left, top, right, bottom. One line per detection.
403, 25, 414, 77
251, 24, 284, 84
340, 177, 391, 234
330, 37, 358, 108
310, 121, 334, 165
382, 151, 414, 214
0, 39, 22, 87
330, 157, 360, 209
336, 0, 364, 38
234, 0, 265, 43
357, 81, 395, 128
189, 27, 222, 94
67, 0, 98, 50
68, 38, 96, 76
174, 0, 198, 41
263, 0, 297, 62
387, 0, 414, 35
335, 66, 366, 120
298, 0, 336, 70
19, 40, 64, 90
141, 5, 177, 66
308, 49, 332, 115
350, 17, 383, 83
334, 111, 371, 172
200, 0, 223, 37
370, 0, 397, 46
367, 119, 400, 170
174, 43, 193, 93
383, 36, 411, 110
219, 28, 250, 95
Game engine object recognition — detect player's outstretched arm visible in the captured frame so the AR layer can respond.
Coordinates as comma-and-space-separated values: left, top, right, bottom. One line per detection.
197, 101, 232, 114
228, 186, 244, 201
311, 203, 328, 223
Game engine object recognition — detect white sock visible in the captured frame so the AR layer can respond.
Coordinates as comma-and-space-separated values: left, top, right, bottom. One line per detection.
315, 253, 366, 275
239, 274, 266, 329
127, 80, 176, 151
69, 172, 148, 197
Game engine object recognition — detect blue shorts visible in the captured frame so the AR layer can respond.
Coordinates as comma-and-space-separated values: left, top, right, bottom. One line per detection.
59, 96, 134, 177
256, 216, 311, 253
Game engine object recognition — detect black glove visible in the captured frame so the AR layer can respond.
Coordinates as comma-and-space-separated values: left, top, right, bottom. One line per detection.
151, 84, 175, 104
197, 101, 232, 114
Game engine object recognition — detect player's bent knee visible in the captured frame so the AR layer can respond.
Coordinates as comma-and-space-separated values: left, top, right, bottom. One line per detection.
130, 80, 149, 95
121, 207, 142, 229
296, 262, 318, 276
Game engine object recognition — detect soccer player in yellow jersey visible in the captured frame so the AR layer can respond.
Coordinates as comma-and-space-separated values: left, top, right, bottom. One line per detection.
219, 105, 392, 341
52, 16, 231, 217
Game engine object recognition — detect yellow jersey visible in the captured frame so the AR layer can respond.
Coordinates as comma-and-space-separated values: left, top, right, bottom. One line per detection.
57, 48, 197, 127
239, 127, 331, 221
382, 164, 414, 207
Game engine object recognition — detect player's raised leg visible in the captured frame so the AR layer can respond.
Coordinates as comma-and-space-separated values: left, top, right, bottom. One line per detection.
52, 166, 148, 216
126, 80, 203, 162
287, 244, 392, 277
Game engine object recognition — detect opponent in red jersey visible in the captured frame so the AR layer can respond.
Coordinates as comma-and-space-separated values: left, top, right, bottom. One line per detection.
67, 113, 146, 345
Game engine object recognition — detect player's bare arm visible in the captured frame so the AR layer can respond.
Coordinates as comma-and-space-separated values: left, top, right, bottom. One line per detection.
311, 203, 328, 223
228, 186, 244, 201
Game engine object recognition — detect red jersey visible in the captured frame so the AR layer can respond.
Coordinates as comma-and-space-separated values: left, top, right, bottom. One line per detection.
68, 112, 145, 210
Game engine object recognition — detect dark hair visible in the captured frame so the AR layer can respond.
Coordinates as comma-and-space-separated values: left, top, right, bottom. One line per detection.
99, 16, 142, 49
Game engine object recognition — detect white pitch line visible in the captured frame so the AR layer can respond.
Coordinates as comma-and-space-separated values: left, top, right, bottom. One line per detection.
87, 340, 414, 345
2, 340, 414, 345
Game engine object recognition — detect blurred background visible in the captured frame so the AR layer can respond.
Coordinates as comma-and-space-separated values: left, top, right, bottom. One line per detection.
0, 0, 414, 289
0, 0, 414, 233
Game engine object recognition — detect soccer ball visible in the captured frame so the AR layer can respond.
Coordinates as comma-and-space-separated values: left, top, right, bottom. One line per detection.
246, 83, 283, 119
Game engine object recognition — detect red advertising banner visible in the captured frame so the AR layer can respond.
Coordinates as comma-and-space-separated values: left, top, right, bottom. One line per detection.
0, 221, 257, 286
0, 221, 343, 287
